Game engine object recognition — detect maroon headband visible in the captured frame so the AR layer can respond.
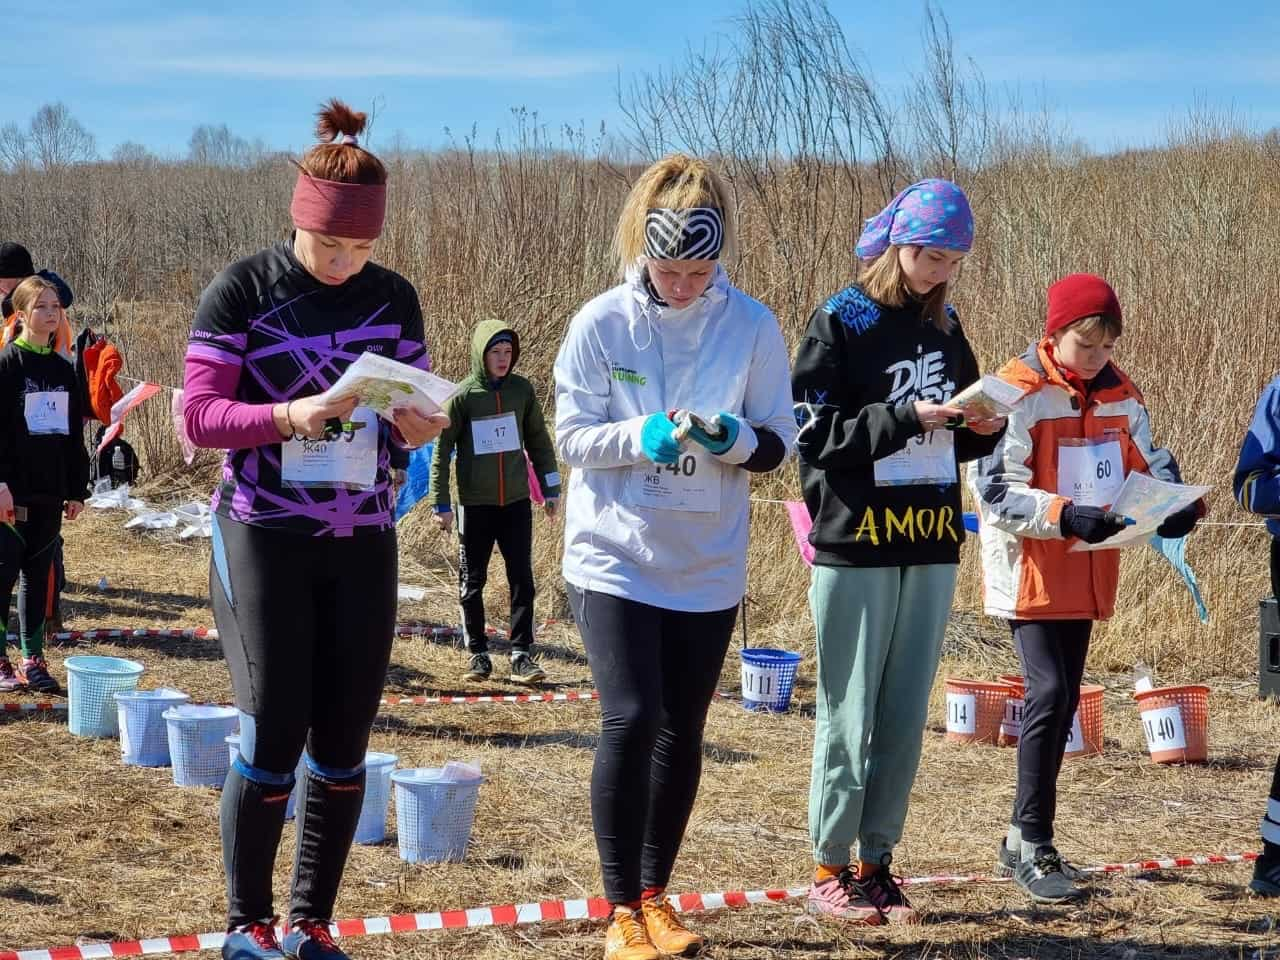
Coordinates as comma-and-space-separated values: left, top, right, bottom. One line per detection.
290, 171, 387, 240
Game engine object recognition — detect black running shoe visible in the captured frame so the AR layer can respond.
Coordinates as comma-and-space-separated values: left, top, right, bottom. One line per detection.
464, 653, 492, 682
509, 653, 546, 686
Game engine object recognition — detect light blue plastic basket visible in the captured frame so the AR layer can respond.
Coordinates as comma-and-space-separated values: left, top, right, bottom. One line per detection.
391, 768, 483, 863
115, 688, 189, 765
355, 753, 398, 845
224, 735, 306, 819
66, 656, 145, 737
738, 648, 802, 712
164, 705, 238, 787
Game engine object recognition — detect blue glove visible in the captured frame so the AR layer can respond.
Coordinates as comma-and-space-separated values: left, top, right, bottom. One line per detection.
640, 413, 681, 465
687, 412, 740, 456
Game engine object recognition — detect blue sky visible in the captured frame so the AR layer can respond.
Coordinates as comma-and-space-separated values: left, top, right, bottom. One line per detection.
9, 1, 1279, 158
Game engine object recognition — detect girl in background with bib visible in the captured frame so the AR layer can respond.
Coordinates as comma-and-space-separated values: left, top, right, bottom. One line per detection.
0, 275, 88, 695
554, 154, 795, 960
183, 100, 446, 960
793, 179, 1004, 925
428, 319, 560, 686
969, 273, 1201, 904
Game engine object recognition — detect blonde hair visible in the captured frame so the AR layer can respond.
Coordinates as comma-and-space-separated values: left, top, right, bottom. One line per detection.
4, 275, 71, 353
859, 245, 955, 333
1061, 313, 1123, 340
612, 154, 736, 276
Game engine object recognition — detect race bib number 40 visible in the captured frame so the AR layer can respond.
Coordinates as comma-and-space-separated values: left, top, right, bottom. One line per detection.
24, 391, 70, 435
281, 406, 377, 490
874, 430, 957, 487
627, 451, 721, 512
1057, 438, 1124, 507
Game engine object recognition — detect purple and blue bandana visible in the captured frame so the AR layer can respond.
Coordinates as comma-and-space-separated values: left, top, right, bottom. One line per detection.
855, 179, 974, 260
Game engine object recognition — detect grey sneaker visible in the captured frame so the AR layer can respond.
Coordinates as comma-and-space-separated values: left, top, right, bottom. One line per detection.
1250, 854, 1280, 896
1014, 846, 1085, 904
509, 653, 546, 686
996, 838, 1085, 881
463, 653, 492, 682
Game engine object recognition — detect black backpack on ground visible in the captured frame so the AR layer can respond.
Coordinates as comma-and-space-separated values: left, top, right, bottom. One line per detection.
90, 425, 140, 488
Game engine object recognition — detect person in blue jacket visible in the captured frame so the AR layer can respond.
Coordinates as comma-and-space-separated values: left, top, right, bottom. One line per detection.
1234, 374, 1280, 896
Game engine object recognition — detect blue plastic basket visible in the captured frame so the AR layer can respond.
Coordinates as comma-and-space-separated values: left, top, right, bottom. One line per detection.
354, 752, 398, 845
115, 688, 189, 765
164, 705, 238, 787
391, 768, 483, 863
66, 656, 145, 737
738, 648, 802, 712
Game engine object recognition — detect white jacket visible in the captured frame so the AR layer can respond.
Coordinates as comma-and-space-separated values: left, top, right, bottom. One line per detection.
553, 267, 796, 612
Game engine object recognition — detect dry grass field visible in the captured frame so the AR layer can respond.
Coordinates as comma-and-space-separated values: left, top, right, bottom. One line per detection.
2, 499, 1280, 959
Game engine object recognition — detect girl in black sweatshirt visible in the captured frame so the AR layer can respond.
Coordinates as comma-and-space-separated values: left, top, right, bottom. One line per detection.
0, 275, 89, 693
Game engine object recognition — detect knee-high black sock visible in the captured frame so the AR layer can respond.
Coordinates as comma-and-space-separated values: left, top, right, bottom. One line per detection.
221, 764, 293, 927
290, 768, 366, 923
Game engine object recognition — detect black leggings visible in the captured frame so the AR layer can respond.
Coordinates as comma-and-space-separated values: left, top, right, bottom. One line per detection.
0, 505, 62, 658
211, 516, 397, 927
457, 500, 534, 655
568, 584, 736, 905
1011, 619, 1093, 845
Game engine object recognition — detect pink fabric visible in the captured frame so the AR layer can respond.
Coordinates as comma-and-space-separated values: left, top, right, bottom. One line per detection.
183, 355, 282, 450
785, 500, 816, 567
526, 453, 545, 505
290, 172, 386, 240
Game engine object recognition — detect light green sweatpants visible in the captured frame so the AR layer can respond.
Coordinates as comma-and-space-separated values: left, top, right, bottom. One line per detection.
808, 562, 958, 866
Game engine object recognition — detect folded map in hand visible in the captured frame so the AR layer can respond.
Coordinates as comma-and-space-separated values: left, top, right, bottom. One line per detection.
951, 375, 1026, 420
321, 353, 461, 422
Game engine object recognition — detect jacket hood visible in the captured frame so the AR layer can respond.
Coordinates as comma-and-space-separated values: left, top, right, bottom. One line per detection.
471, 319, 520, 383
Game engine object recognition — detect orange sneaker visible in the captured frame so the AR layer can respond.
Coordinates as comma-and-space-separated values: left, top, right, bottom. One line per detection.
641, 898, 705, 956
604, 908, 659, 960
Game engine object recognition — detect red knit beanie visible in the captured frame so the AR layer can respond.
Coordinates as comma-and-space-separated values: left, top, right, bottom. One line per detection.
1045, 273, 1122, 337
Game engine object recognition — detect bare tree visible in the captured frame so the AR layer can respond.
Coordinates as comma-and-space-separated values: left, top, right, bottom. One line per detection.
188, 124, 249, 166
0, 122, 30, 171
28, 102, 97, 170
907, 2, 991, 179
111, 141, 158, 165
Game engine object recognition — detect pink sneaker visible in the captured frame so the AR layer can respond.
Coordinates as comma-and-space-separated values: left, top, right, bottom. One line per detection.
805, 869, 883, 924
0, 657, 22, 692
18, 656, 60, 694
857, 857, 919, 924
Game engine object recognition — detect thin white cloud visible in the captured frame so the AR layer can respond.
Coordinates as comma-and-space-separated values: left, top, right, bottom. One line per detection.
55, 10, 614, 82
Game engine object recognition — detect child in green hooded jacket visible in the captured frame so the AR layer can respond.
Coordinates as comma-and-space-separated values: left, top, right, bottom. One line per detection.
429, 320, 560, 684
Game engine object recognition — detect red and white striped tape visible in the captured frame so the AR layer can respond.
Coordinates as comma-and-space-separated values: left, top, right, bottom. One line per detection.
0, 701, 66, 714
380, 690, 601, 706
0, 851, 1259, 960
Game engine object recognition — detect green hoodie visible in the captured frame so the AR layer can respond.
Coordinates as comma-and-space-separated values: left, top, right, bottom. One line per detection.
428, 319, 560, 510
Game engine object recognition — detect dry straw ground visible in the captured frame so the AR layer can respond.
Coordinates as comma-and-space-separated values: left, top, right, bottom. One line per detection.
2, 504, 1280, 959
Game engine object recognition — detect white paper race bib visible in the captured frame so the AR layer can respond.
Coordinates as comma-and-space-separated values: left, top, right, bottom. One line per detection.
281, 406, 377, 490
471, 412, 520, 455
1057, 438, 1124, 507
1142, 704, 1187, 752
24, 391, 69, 435
627, 451, 721, 512
1000, 696, 1024, 740
874, 430, 957, 487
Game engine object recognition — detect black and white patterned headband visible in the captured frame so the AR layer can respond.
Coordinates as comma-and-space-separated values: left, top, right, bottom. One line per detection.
644, 207, 724, 260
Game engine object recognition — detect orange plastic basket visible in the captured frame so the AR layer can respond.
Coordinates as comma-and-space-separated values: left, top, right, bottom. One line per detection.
944, 679, 1009, 745
997, 674, 1024, 747
1135, 685, 1209, 764
1063, 684, 1104, 759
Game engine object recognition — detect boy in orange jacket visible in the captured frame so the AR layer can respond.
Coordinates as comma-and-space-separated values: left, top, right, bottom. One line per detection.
969, 274, 1201, 903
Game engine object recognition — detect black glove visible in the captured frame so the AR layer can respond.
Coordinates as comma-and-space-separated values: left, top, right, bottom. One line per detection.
1061, 504, 1128, 544
1155, 503, 1199, 540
